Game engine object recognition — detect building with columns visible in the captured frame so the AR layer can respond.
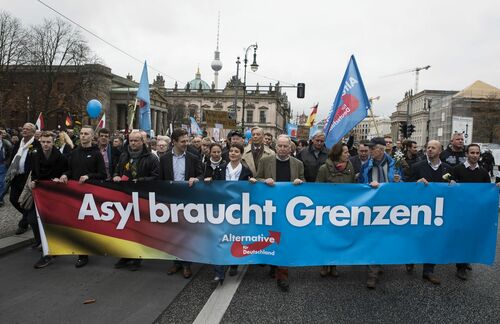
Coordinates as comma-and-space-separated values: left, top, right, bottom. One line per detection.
0, 64, 291, 137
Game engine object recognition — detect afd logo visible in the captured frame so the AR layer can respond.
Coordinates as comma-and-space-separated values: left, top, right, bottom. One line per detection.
220, 231, 281, 257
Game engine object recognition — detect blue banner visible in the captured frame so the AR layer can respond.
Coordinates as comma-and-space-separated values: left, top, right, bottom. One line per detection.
36, 181, 499, 266
324, 55, 370, 148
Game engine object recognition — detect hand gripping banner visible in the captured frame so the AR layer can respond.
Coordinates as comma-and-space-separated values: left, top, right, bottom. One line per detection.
33, 181, 499, 266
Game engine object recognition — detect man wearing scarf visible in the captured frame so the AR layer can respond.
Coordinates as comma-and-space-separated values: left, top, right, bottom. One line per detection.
358, 137, 400, 289
7, 123, 41, 235
242, 127, 275, 176
252, 134, 305, 292
112, 130, 159, 271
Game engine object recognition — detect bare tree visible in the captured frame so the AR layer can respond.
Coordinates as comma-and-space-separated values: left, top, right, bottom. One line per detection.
0, 11, 28, 124
25, 17, 95, 117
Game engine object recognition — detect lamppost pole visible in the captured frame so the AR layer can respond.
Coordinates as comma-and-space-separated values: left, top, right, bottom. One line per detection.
241, 43, 258, 130
232, 57, 241, 122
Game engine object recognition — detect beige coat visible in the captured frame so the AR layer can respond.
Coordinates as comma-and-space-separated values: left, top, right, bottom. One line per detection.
255, 155, 305, 182
242, 144, 275, 176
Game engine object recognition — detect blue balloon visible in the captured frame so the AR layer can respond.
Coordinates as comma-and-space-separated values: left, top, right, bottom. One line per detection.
245, 129, 252, 139
86, 99, 102, 119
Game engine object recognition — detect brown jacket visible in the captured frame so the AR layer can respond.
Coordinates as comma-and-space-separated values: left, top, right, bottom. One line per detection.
242, 144, 275, 176
255, 155, 305, 182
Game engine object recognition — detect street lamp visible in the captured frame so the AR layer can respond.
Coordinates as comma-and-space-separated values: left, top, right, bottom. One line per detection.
232, 57, 241, 121
241, 43, 258, 129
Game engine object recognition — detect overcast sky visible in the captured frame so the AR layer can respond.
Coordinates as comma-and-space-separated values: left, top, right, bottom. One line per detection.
3, 0, 500, 120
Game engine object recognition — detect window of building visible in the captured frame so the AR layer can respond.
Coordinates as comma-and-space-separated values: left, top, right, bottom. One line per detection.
259, 110, 266, 123
246, 110, 253, 123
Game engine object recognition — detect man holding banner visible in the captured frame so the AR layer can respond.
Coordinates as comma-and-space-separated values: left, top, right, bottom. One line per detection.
407, 139, 452, 285
359, 136, 400, 289
56, 126, 107, 268
113, 130, 159, 271
159, 128, 203, 278
251, 134, 305, 292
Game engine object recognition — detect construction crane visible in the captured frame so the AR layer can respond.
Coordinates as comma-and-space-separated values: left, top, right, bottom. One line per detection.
383, 65, 431, 93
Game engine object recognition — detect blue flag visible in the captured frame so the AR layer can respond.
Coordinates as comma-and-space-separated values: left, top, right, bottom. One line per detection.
137, 61, 151, 134
286, 123, 298, 139
189, 117, 203, 135
324, 55, 370, 149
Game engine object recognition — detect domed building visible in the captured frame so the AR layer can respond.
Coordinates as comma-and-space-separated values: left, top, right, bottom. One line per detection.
186, 68, 211, 91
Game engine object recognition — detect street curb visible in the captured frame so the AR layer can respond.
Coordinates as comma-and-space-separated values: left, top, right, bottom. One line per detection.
0, 232, 34, 256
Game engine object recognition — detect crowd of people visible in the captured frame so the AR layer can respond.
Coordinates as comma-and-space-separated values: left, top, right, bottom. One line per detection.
0, 123, 499, 293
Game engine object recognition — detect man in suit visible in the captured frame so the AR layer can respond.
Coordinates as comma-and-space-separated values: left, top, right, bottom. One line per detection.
97, 128, 121, 180
159, 128, 203, 279
251, 134, 305, 292
242, 127, 275, 176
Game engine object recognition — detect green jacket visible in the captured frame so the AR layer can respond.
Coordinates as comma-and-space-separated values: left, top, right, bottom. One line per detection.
316, 159, 355, 183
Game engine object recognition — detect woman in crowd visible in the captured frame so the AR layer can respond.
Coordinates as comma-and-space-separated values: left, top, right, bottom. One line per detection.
204, 142, 253, 285
204, 142, 225, 178
316, 141, 356, 278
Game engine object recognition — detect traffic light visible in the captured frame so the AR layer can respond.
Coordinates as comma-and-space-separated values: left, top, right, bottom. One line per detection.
407, 124, 415, 137
399, 122, 408, 138
297, 83, 305, 98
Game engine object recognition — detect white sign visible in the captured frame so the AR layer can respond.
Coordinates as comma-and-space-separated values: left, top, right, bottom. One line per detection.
451, 116, 474, 145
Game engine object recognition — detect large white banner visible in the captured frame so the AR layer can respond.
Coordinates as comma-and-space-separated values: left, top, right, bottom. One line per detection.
452, 116, 474, 145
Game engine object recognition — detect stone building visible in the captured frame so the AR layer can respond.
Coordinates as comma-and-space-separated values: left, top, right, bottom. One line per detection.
0, 64, 291, 137
390, 80, 500, 148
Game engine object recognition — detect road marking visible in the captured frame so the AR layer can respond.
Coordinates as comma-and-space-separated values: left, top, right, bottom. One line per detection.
193, 265, 248, 324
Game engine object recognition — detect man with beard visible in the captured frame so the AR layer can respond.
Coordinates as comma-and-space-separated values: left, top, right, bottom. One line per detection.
113, 130, 159, 271
31, 131, 68, 268
251, 134, 305, 292
7, 123, 41, 234
57, 126, 106, 268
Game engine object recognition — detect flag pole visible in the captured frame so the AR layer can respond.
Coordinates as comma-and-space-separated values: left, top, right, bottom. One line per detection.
128, 98, 138, 131
368, 96, 381, 137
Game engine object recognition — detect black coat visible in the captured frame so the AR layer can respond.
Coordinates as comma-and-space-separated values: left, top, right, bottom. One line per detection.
297, 145, 329, 182
65, 145, 106, 180
159, 150, 203, 181
114, 145, 159, 181
1, 139, 13, 166
204, 161, 253, 180
409, 160, 452, 183
31, 147, 68, 181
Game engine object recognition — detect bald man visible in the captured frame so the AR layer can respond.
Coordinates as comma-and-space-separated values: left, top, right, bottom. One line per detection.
407, 139, 452, 285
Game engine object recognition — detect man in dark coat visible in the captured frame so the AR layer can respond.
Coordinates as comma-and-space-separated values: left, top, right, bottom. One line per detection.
159, 128, 203, 279
440, 133, 466, 167
31, 131, 68, 268
408, 139, 452, 285
57, 126, 107, 268
113, 130, 159, 271
97, 128, 121, 180
297, 131, 328, 182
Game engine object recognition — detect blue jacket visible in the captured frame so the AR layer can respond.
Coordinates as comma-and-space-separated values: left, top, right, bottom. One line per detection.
358, 153, 398, 184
